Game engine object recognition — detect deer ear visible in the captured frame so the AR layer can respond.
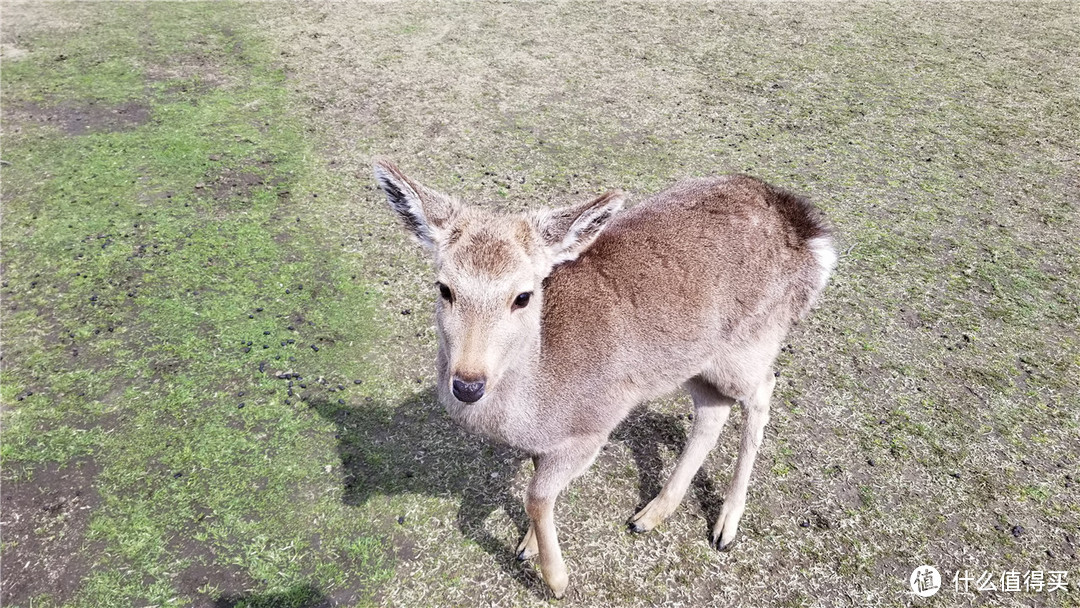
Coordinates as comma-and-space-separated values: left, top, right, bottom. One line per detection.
373, 159, 460, 250
533, 190, 625, 265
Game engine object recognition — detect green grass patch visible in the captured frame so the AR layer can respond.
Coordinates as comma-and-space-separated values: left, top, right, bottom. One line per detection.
2, 3, 394, 606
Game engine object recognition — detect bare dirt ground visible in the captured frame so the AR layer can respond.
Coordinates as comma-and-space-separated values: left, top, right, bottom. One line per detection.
1, 460, 102, 603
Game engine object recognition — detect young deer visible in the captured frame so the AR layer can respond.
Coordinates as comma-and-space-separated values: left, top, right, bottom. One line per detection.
374, 160, 836, 598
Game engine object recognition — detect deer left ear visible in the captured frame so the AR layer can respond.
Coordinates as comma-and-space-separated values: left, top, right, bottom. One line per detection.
532, 190, 625, 265
373, 159, 460, 251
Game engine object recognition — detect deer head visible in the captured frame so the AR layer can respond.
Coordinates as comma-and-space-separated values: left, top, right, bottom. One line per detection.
373, 160, 624, 404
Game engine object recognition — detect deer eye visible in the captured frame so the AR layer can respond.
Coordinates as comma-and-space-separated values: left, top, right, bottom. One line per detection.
436, 282, 453, 303
512, 292, 532, 310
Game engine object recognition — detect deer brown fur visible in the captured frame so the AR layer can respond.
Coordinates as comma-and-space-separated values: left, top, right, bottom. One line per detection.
374, 160, 836, 598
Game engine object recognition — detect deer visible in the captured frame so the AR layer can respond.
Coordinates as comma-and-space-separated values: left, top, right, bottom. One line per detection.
373, 160, 836, 598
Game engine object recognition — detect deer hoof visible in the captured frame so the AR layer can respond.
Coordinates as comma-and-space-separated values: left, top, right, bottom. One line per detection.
628, 495, 672, 533
546, 573, 569, 599
516, 526, 538, 560
539, 560, 569, 599
714, 530, 740, 552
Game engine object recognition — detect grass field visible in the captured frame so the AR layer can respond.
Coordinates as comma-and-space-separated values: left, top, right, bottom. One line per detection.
2, 2, 1078, 607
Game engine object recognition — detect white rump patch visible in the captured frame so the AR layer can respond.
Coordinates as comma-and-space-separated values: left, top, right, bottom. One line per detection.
808, 236, 838, 291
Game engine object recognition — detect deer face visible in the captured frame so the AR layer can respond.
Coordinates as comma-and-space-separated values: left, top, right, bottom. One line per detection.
433, 214, 547, 402
373, 160, 623, 404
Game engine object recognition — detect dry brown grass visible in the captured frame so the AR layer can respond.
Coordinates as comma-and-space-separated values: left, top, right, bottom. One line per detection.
252, 2, 1079, 606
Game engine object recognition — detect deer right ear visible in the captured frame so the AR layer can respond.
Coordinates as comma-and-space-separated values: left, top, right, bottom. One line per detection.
373, 159, 459, 250
533, 190, 625, 266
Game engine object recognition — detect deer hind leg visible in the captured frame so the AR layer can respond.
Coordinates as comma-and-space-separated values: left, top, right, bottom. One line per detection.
629, 377, 734, 533
522, 443, 602, 599
712, 372, 775, 551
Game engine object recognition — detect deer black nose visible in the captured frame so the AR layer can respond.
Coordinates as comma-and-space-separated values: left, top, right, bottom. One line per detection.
452, 377, 486, 403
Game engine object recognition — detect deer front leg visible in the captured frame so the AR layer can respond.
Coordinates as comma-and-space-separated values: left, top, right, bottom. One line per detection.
524, 445, 601, 599
516, 522, 538, 560
516, 456, 540, 560
713, 374, 775, 550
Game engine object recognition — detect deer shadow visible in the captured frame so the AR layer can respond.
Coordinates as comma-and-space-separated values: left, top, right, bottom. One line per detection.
308, 389, 538, 591
309, 389, 726, 596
